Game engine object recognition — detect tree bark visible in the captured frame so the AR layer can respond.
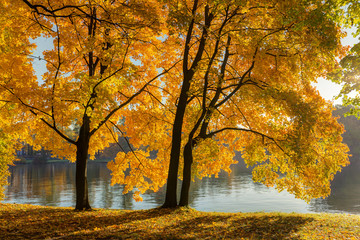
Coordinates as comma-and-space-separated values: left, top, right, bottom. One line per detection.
75, 115, 91, 210
179, 141, 193, 206
163, 1, 211, 208
162, 72, 192, 208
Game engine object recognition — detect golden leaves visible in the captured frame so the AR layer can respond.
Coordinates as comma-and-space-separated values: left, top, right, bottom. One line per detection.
108, 148, 168, 201
0, 0, 351, 205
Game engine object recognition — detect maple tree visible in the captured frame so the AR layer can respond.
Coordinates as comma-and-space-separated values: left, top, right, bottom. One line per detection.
171, 0, 350, 207
0, 0, 36, 201
0, 0, 351, 210
0, 0, 174, 210
328, 0, 360, 115
109, 0, 350, 208
327, 1, 360, 122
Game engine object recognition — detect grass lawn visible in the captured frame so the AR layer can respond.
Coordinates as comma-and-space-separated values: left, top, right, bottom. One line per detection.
0, 203, 359, 239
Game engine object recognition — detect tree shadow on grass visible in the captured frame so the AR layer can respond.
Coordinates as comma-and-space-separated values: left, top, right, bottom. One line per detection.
227, 215, 314, 239
0, 205, 176, 239
0, 205, 315, 240
123, 214, 315, 239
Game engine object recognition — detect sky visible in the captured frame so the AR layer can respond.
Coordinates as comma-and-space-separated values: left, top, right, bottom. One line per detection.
32, 27, 359, 105
315, 27, 358, 104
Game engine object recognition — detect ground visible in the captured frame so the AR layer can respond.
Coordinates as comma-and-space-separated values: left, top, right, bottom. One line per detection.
0, 203, 359, 239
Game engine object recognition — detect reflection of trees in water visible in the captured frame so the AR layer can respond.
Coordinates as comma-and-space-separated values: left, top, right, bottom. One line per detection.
135, 161, 253, 207
4, 151, 255, 209
5, 159, 360, 214
2, 160, 273, 209
189, 159, 254, 204
7, 163, 75, 205
6, 162, 139, 209
309, 157, 360, 214
87, 163, 134, 209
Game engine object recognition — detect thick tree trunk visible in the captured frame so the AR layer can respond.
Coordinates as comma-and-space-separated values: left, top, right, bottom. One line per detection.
162, 150, 180, 207
179, 141, 193, 206
75, 144, 90, 210
162, 80, 190, 208
163, 0, 210, 208
75, 116, 91, 210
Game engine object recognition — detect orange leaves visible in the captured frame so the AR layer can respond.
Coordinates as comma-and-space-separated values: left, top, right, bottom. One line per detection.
0, 0, 352, 206
0, 0, 170, 157
156, 0, 350, 205
107, 152, 127, 187
239, 84, 349, 202
191, 138, 236, 179
108, 148, 168, 201
0, 0, 174, 207
0, 135, 17, 201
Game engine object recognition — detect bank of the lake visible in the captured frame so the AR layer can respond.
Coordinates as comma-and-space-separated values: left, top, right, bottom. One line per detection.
0, 203, 359, 239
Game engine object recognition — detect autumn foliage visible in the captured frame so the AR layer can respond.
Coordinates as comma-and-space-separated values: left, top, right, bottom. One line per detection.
0, 0, 351, 208
109, 0, 349, 206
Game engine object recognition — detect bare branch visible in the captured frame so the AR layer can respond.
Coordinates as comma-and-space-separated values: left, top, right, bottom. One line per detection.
22, 0, 88, 18
29, 109, 76, 145
205, 127, 285, 153
105, 122, 126, 153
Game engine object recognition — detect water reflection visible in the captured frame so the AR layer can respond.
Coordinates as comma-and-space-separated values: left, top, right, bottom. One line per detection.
3, 158, 360, 215
6, 163, 75, 206
308, 160, 360, 214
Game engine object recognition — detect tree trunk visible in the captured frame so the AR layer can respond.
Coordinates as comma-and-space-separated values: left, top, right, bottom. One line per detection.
163, 0, 209, 208
162, 89, 188, 208
162, 151, 180, 207
75, 116, 91, 210
179, 141, 193, 206
162, 69, 195, 208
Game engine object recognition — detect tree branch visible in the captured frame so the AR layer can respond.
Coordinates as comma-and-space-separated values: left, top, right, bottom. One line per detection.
90, 60, 181, 136
205, 127, 285, 153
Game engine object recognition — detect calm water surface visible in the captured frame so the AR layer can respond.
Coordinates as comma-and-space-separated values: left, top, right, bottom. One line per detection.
2, 158, 360, 214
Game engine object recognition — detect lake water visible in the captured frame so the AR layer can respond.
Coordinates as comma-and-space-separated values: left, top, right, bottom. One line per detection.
2, 158, 360, 214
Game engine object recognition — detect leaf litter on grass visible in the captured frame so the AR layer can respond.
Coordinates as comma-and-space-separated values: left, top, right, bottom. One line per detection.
0, 203, 359, 239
